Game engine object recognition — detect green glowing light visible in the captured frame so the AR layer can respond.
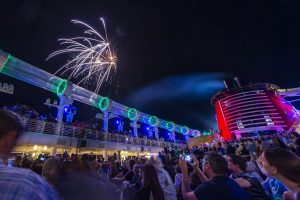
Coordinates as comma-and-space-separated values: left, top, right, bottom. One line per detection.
149, 116, 158, 127
127, 108, 138, 120
98, 97, 109, 111
56, 79, 67, 96
180, 126, 189, 135
0, 54, 13, 72
166, 122, 175, 131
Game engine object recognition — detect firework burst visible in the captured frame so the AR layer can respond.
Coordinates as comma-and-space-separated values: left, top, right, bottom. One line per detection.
47, 18, 117, 94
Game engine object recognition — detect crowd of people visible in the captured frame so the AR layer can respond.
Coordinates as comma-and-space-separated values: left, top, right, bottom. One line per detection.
0, 109, 300, 200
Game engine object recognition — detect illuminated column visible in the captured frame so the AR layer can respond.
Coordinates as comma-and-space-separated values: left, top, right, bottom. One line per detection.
162, 121, 175, 141
148, 128, 153, 138
103, 111, 109, 133
154, 127, 159, 140
56, 91, 73, 135
51, 147, 57, 156
103, 150, 108, 161
93, 97, 112, 135
117, 121, 124, 133
50, 95, 73, 156
54, 83, 73, 158
184, 134, 190, 142
148, 116, 159, 140
130, 121, 138, 137
127, 108, 139, 137
179, 126, 189, 142
171, 131, 176, 141
56, 97, 66, 128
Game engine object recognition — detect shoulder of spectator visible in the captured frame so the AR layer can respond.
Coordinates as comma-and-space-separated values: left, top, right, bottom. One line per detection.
234, 178, 251, 188
0, 166, 58, 199
183, 191, 198, 200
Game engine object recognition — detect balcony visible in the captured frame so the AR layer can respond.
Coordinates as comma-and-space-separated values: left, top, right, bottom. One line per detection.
16, 117, 186, 154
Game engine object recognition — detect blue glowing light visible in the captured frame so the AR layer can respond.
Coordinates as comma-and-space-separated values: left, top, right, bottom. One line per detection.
64, 106, 68, 112
116, 120, 119, 125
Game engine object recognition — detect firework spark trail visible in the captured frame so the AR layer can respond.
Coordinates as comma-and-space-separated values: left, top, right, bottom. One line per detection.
47, 18, 117, 94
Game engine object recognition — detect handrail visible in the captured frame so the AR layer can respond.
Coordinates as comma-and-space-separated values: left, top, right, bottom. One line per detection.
20, 116, 186, 149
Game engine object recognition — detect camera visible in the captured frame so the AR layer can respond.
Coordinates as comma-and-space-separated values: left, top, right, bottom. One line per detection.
40, 157, 46, 161
181, 153, 192, 162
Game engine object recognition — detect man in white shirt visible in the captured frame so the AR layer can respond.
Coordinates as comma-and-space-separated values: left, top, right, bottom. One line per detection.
0, 110, 59, 200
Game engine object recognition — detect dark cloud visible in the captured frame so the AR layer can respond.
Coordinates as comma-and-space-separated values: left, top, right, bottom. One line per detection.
126, 73, 233, 130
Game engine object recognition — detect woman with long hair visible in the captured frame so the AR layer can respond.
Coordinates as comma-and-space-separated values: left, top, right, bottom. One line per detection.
257, 147, 300, 200
136, 163, 165, 200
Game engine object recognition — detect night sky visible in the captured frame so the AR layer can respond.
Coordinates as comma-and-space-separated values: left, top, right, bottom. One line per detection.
1, 0, 300, 131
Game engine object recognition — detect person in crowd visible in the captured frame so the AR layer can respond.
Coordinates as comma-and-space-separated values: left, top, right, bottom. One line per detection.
135, 163, 165, 200
112, 159, 135, 185
120, 163, 142, 200
217, 142, 226, 155
292, 138, 300, 156
151, 157, 177, 200
224, 154, 269, 199
179, 151, 250, 200
77, 154, 93, 175
174, 165, 183, 199
20, 155, 33, 168
261, 177, 287, 200
189, 169, 202, 191
31, 157, 45, 175
160, 155, 176, 183
245, 161, 264, 183
12, 155, 22, 167
0, 110, 59, 199
90, 159, 100, 176
116, 160, 129, 177
42, 157, 62, 188
236, 140, 249, 156
130, 164, 142, 187
260, 138, 271, 151
61, 157, 77, 180
109, 159, 121, 178
271, 138, 287, 149
224, 142, 236, 155
290, 132, 300, 143
99, 161, 109, 175
246, 139, 257, 158
58, 173, 119, 200
257, 148, 300, 200
256, 139, 263, 157
286, 133, 300, 157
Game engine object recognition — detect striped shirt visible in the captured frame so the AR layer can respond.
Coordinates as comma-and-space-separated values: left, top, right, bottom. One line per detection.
0, 164, 59, 200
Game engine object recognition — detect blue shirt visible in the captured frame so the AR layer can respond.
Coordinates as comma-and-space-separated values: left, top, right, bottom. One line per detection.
262, 177, 287, 200
0, 164, 59, 200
